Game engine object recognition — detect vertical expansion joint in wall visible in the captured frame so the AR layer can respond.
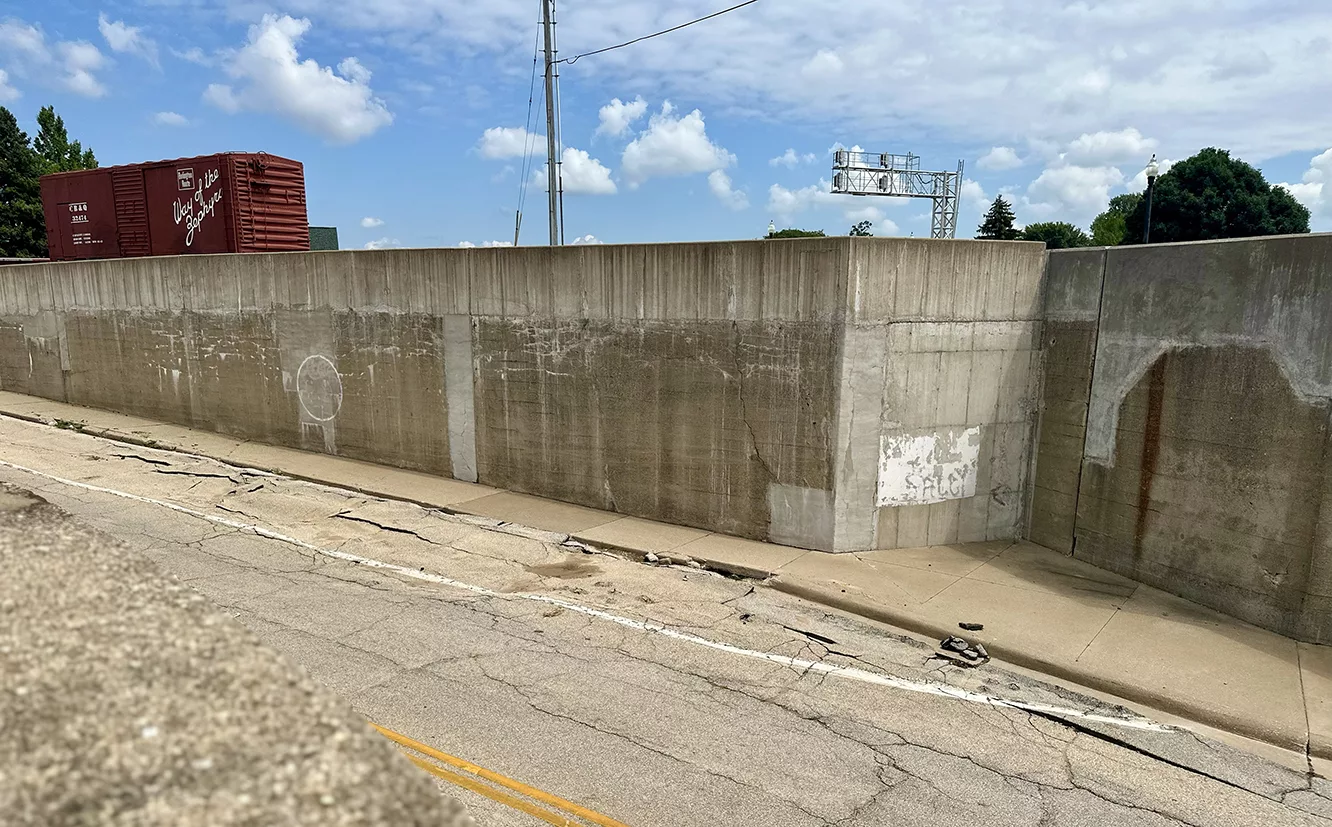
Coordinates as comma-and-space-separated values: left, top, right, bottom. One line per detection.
1069, 249, 1111, 558
1022, 251, 1051, 542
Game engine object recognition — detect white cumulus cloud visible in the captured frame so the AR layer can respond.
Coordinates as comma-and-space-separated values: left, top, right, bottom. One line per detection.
596, 96, 647, 137
364, 237, 402, 249
769, 148, 817, 168
1278, 148, 1332, 223
621, 102, 734, 186
534, 147, 617, 195
976, 146, 1022, 171
766, 179, 840, 218
172, 47, 210, 66
0, 21, 108, 97
458, 240, 513, 248
478, 126, 542, 159
0, 69, 18, 102
1063, 127, 1157, 166
153, 111, 188, 127
844, 205, 899, 236
961, 179, 989, 210
56, 41, 106, 97
571, 234, 603, 245
1025, 164, 1126, 220
204, 15, 392, 144
708, 170, 748, 210
360, 216, 384, 228
98, 13, 158, 68
801, 49, 843, 80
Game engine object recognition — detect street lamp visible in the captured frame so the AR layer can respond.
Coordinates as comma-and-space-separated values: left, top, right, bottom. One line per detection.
1143, 155, 1160, 244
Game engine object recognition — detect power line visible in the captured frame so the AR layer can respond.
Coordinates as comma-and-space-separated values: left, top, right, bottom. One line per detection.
514, 17, 544, 245
557, 0, 761, 65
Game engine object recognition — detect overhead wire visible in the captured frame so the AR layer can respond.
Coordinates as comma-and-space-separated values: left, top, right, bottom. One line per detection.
514, 17, 545, 245
556, 0, 762, 65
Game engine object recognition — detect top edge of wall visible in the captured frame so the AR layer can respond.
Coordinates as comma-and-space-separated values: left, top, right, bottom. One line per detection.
1049, 230, 1332, 255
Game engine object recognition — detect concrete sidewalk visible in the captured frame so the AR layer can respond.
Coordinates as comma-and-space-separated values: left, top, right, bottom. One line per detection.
0, 390, 1327, 770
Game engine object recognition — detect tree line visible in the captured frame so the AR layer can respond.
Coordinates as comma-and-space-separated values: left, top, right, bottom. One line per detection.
976, 147, 1310, 248
0, 106, 98, 258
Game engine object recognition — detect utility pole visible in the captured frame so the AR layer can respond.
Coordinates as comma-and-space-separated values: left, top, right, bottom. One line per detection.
542, 0, 561, 246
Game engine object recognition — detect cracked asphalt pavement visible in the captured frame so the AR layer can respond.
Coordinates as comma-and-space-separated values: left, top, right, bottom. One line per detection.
0, 414, 1329, 826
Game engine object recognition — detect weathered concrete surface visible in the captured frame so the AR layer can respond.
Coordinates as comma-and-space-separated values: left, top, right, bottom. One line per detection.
835, 239, 1047, 551
0, 238, 1045, 552
1030, 234, 1332, 643
1028, 249, 1106, 553
0, 483, 470, 826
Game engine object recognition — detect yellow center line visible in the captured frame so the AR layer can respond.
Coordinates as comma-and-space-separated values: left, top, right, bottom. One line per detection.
371, 722, 634, 827
402, 753, 579, 826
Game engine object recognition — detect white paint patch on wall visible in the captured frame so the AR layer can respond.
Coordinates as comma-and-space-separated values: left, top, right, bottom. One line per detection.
877, 426, 982, 507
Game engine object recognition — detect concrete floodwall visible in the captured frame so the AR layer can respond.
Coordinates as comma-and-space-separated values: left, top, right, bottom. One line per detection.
0, 238, 1045, 553
1029, 234, 1332, 643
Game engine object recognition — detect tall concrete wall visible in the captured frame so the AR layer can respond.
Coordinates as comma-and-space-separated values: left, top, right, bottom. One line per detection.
834, 241, 1046, 551
0, 238, 1045, 553
1028, 234, 1332, 643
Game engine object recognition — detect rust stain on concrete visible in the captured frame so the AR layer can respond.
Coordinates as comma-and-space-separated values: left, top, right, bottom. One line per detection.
1133, 354, 1168, 563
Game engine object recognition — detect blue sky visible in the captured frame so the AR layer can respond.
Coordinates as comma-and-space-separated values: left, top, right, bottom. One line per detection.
3, 0, 1330, 249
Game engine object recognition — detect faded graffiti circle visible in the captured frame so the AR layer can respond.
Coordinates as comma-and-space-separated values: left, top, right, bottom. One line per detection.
297, 354, 343, 422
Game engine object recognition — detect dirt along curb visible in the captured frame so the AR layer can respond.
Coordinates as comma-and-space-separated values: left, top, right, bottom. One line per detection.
769, 575, 1320, 761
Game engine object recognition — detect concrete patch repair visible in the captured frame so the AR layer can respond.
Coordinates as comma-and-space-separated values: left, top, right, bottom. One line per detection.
876, 426, 981, 507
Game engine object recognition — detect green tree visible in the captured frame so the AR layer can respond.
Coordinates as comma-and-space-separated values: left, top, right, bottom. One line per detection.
34, 105, 97, 174
1089, 193, 1140, 246
0, 106, 47, 258
1123, 148, 1310, 244
849, 220, 874, 237
976, 196, 1020, 240
766, 228, 826, 238
1019, 221, 1092, 249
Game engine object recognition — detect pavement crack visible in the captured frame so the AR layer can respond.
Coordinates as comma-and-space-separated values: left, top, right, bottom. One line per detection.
332, 511, 445, 545
154, 468, 245, 483
109, 452, 171, 467
1021, 706, 1312, 812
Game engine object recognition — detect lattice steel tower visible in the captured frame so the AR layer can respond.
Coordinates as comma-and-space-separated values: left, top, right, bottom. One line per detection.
831, 150, 965, 239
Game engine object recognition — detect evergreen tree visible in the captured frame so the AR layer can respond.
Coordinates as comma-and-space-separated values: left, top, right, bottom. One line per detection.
976, 196, 1020, 240
0, 107, 47, 258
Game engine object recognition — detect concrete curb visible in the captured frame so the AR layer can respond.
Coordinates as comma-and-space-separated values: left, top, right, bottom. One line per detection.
770, 575, 1322, 760
2, 403, 1323, 763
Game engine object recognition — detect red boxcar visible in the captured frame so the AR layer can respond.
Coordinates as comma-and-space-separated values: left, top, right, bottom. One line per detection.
40, 152, 310, 261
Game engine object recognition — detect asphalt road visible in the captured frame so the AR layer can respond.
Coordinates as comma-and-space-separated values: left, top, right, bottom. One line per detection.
1, 414, 1329, 827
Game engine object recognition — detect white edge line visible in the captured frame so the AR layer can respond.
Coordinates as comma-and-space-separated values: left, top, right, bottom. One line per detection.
0, 453, 1171, 733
